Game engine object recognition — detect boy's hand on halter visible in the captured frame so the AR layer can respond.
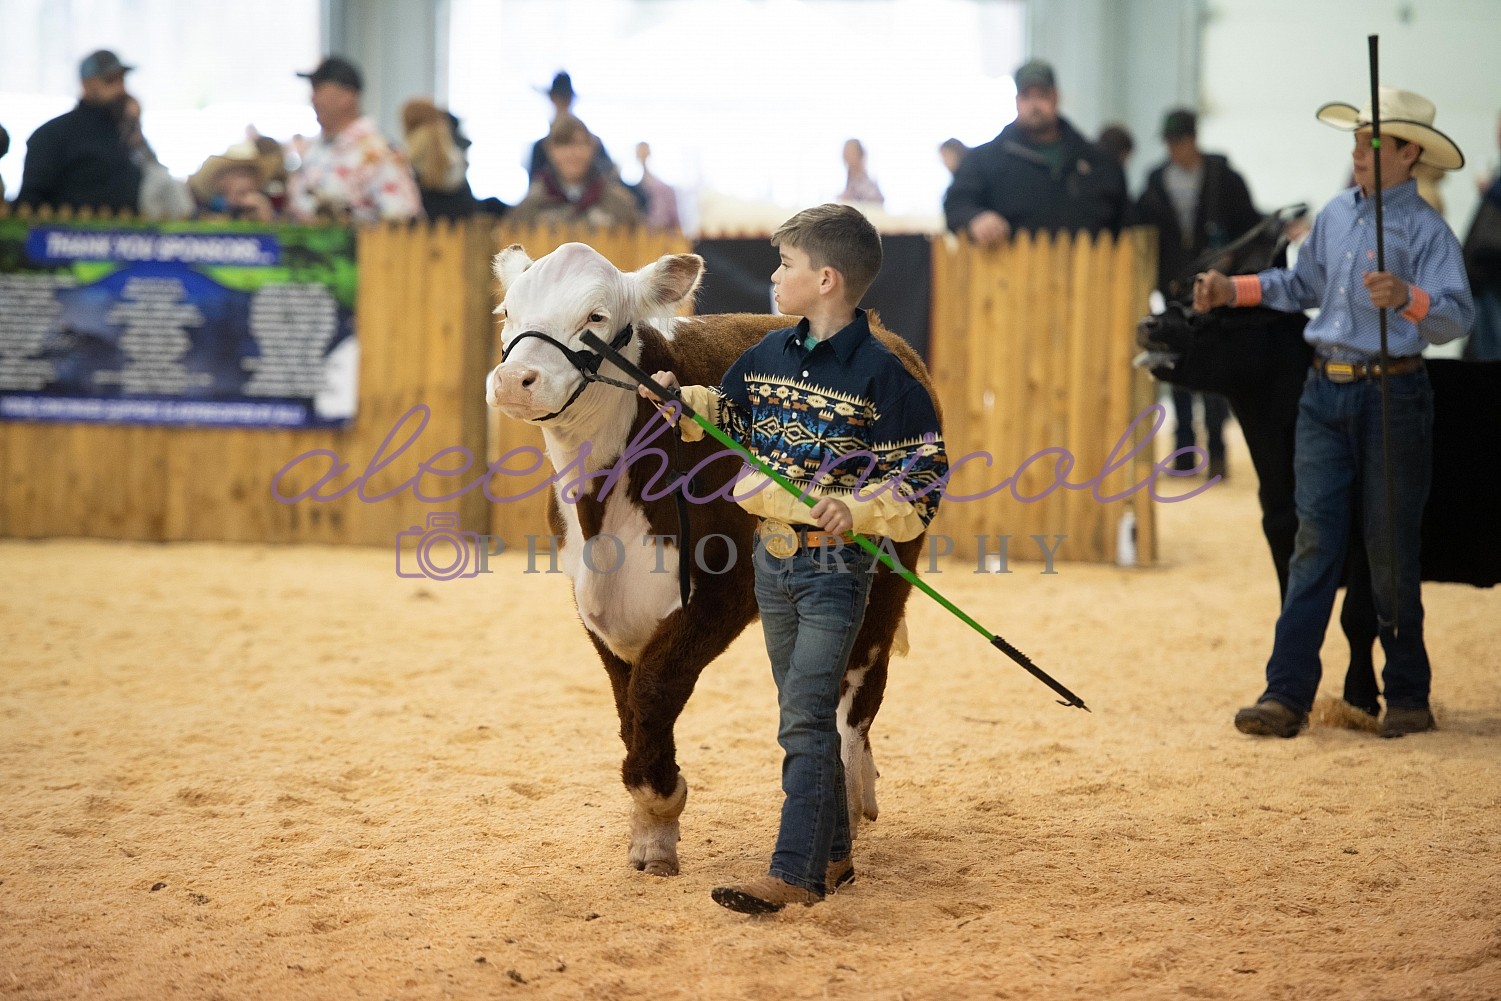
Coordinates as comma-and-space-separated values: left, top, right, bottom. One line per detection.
810, 497, 853, 536
1192, 270, 1235, 312
640, 370, 682, 424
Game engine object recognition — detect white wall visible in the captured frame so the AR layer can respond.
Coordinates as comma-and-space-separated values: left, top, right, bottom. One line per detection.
1200, 0, 1501, 233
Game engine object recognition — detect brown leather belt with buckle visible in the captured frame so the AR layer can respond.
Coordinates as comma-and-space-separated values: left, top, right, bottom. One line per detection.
758, 518, 857, 558
1313, 355, 1423, 383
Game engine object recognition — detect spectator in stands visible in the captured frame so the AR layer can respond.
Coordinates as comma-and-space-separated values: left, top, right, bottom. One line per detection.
16, 50, 143, 213
943, 59, 1127, 243
939, 138, 967, 177
510, 115, 642, 228
401, 97, 483, 221
1136, 108, 1261, 479
119, 95, 194, 220
189, 140, 278, 221
527, 71, 615, 185
0, 123, 9, 200
838, 138, 884, 205
1097, 123, 1135, 168
286, 56, 422, 223
631, 142, 681, 230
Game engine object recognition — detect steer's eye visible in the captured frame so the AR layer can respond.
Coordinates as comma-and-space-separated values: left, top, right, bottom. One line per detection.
589, 312, 607, 324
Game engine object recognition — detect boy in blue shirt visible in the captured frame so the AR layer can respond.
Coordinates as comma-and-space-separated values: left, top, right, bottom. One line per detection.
641, 204, 947, 911
1195, 88, 1473, 739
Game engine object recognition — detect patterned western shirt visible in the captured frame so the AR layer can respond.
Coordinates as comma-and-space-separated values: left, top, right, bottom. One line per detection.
287, 116, 423, 224
1231, 179, 1473, 360
679, 310, 946, 542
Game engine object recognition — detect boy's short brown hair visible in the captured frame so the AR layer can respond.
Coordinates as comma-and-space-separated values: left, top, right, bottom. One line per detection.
771, 203, 883, 305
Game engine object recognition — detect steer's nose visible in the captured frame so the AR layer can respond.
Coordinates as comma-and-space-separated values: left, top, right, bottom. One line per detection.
489, 364, 542, 408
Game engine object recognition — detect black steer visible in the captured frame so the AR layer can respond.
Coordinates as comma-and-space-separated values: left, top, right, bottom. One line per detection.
1137, 303, 1501, 713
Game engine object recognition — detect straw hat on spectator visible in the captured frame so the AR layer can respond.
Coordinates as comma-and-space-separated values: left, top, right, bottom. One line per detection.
189, 140, 283, 202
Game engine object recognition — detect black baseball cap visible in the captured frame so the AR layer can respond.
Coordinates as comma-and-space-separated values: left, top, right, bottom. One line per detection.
298, 56, 363, 92
79, 50, 133, 81
1162, 108, 1198, 140
1014, 60, 1056, 93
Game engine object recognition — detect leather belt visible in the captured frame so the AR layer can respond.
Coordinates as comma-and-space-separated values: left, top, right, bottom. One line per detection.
758, 518, 860, 558
1313, 355, 1423, 383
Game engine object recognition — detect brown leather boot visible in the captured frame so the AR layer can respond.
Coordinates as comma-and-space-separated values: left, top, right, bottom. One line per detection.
1234, 698, 1307, 738
826, 857, 855, 893
1380, 706, 1436, 738
711, 875, 821, 914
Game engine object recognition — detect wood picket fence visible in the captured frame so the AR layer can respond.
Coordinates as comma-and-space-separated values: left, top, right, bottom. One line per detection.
1, 212, 1157, 564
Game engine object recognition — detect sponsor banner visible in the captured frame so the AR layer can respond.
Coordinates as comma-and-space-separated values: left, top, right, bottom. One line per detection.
0, 217, 358, 429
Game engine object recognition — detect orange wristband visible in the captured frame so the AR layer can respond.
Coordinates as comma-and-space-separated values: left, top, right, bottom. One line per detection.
1400, 285, 1430, 323
1230, 274, 1262, 307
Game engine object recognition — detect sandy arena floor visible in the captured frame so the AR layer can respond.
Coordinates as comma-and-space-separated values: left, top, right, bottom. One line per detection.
2, 429, 1499, 1001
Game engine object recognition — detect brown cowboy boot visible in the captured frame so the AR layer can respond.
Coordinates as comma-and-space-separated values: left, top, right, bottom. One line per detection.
711, 875, 821, 914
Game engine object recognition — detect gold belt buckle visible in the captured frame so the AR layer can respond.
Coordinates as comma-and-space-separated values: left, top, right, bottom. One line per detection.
760, 518, 798, 558
1324, 361, 1356, 383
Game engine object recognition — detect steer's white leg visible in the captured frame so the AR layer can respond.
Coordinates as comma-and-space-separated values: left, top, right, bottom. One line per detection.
627, 775, 688, 876
837, 667, 880, 835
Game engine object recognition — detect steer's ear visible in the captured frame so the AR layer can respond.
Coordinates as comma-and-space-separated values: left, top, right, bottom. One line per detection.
492, 244, 533, 293
631, 253, 705, 315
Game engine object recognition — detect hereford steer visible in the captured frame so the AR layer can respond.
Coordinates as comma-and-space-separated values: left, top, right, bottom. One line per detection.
1137, 303, 1501, 713
486, 242, 934, 874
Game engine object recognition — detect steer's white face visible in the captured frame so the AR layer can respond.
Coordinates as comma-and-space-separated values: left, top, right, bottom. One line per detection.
485, 243, 703, 429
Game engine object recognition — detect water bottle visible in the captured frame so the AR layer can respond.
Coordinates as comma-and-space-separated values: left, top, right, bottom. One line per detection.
1116, 509, 1138, 568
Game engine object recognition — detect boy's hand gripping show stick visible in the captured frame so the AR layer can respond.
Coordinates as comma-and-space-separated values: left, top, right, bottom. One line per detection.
579, 330, 1090, 712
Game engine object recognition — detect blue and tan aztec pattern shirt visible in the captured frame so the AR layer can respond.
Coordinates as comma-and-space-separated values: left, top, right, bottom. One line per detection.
679, 310, 946, 542
1232, 179, 1473, 360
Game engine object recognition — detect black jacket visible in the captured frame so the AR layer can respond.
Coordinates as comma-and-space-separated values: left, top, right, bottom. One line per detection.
17, 101, 141, 212
943, 117, 1127, 236
1136, 153, 1261, 301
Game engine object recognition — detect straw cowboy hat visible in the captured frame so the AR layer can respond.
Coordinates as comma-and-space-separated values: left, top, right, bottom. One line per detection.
189, 140, 283, 202
1315, 87, 1464, 171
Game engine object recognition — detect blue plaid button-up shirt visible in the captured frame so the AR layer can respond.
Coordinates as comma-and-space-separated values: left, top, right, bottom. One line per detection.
1241, 179, 1473, 360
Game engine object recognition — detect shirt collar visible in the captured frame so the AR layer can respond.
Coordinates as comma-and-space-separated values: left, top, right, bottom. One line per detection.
783, 308, 871, 363
1354, 178, 1419, 210
322, 115, 376, 148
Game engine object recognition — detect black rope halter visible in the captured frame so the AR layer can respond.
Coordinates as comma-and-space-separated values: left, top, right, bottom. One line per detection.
499, 323, 636, 422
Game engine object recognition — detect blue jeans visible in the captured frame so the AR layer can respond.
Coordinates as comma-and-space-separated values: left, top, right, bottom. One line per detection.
753, 533, 876, 895
1262, 366, 1433, 714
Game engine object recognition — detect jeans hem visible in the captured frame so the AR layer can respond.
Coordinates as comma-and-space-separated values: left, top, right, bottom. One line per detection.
1259, 691, 1311, 716
768, 866, 824, 896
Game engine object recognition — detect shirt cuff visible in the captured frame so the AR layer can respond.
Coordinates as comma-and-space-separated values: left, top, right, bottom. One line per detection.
675, 385, 718, 442
1231, 275, 1262, 307
1400, 285, 1431, 323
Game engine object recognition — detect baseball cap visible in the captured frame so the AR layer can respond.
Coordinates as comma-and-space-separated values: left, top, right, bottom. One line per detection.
1162, 109, 1198, 141
79, 50, 133, 81
1014, 60, 1056, 93
298, 56, 363, 92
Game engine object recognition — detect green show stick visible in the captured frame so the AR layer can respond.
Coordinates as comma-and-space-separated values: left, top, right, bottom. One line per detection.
580, 330, 1089, 711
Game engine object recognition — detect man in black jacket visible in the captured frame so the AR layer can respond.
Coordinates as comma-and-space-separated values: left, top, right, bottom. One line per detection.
943, 60, 1127, 244
1137, 109, 1262, 479
17, 50, 142, 212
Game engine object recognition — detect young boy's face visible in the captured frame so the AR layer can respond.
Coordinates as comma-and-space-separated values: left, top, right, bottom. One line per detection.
771, 243, 827, 316
1351, 128, 1418, 194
